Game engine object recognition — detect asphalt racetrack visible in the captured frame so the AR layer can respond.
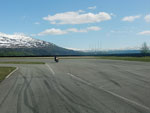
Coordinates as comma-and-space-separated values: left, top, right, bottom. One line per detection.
0, 58, 150, 113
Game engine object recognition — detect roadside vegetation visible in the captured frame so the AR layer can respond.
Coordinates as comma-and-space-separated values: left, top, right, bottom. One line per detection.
59, 56, 150, 62
0, 67, 16, 82
97, 56, 150, 62
94, 42, 150, 62
141, 42, 150, 55
0, 61, 45, 64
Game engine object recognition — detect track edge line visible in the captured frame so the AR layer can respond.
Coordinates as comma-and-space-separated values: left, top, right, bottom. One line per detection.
5, 67, 19, 79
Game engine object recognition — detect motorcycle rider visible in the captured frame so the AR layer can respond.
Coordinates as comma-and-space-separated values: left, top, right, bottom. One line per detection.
54, 56, 59, 62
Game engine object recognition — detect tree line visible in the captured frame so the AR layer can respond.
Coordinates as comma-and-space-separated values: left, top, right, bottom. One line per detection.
141, 42, 150, 55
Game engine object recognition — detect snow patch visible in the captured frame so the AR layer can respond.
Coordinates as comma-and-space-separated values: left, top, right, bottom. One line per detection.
0, 32, 51, 48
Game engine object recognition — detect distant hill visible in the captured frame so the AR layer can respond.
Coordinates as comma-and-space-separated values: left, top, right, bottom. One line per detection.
103, 50, 141, 54
0, 33, 82, 56
82, 49, 145, 57
0, 33, 145, 57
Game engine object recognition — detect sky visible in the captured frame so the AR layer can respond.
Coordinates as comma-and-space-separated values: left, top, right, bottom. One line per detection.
0, 0, 150, 50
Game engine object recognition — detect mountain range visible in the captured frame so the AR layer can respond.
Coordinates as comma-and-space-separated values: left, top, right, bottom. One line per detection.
0, 33, 143, 56
0, 33, 82, 56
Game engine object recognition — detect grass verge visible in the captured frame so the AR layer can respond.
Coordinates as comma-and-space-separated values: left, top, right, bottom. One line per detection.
0, 56, 150, 62
57, 56, 150, 62
0, 67, 16, 82
97, 56, 150, 62
0, 61, 45, 64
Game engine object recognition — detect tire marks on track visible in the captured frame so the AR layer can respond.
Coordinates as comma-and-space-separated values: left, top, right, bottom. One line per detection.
17, 76, 26, 113
67, 73, 150, 112
98, 71, 121, 88
43, 69, 100, 113
23, 75, 39, 113
0, 75, 18, 108
43, 76, 80, 113
16, 67, 39, 113
112, 65, 150, 84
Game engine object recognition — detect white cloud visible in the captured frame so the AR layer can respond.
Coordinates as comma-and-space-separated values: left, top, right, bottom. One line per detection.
38, 28, 67, 36
77, 10, 85, 13
144, 14, 150, 22
88, 6, 97, 10
66, 28, 87, 33
38, 26, 101, 36
122, 15, 141, 22
67, 26, 101, 33
138, 30, 150, 35
34, 22, 40, 25
43, 10, 111, 25
66, 47, 85, 51
87, 26, 101, 31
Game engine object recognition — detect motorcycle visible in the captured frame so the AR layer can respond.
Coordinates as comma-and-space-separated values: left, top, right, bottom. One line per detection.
54, 56, 59, 63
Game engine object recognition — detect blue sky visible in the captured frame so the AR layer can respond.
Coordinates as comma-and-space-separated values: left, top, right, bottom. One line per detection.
0, 0, 150, 50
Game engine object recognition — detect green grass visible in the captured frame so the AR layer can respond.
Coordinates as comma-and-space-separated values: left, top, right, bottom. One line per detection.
0, 61, 45, 64
0, 56, 150, 62
97, 56, 150, 62
59, 56, 97, 59
0, 67, 16, 82
56, 56, 150, 62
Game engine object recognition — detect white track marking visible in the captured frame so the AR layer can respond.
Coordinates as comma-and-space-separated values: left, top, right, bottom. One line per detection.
67, 73, 150, 111
68, 73, 93, 86
46, 63, 55, 75
6, 67, 19, 79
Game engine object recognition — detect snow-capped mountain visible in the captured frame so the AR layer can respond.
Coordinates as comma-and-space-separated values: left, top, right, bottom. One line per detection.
0, 33, 52, 48
0, 32, 82, 56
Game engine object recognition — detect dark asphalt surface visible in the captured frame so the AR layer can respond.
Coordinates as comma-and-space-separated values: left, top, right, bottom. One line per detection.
0, 58, 150, 113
